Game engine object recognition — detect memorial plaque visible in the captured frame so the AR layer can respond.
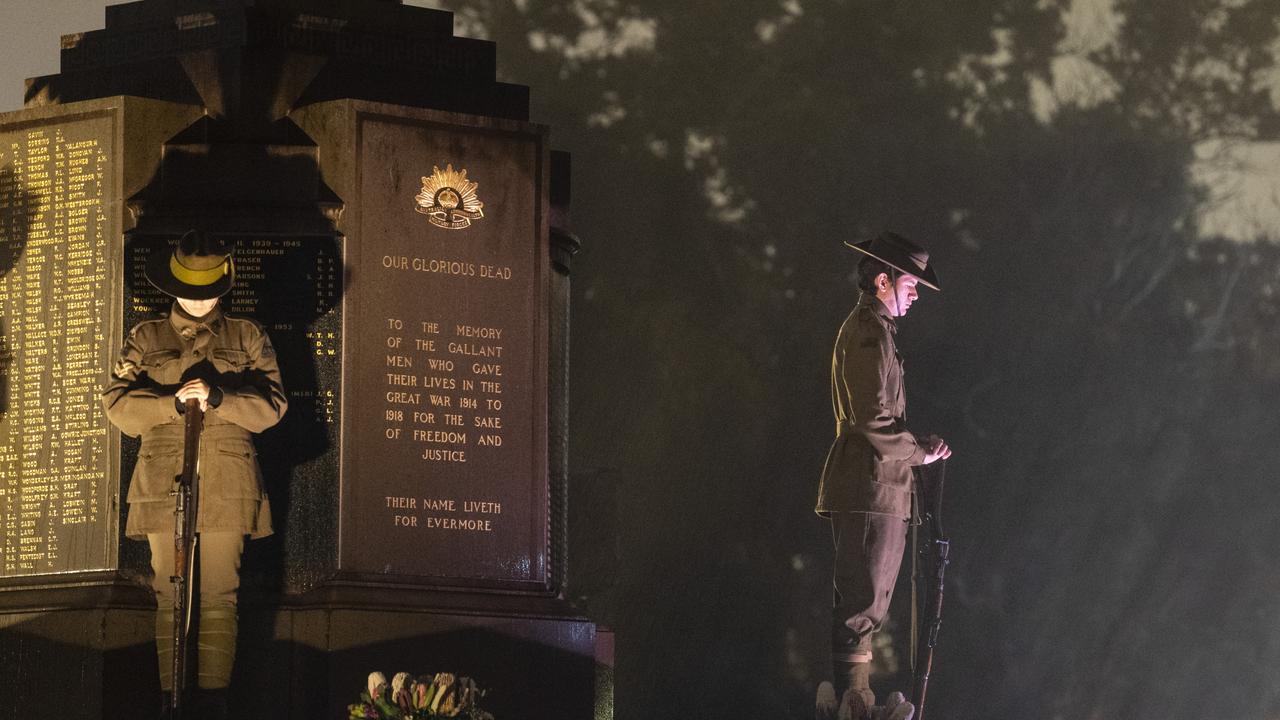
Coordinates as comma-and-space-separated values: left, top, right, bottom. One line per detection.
342, 109, 549, 587
0, 111, 118, 576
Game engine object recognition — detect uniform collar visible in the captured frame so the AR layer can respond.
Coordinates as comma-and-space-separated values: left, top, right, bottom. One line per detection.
168, 301, 224, 340
858, 294, 898, 334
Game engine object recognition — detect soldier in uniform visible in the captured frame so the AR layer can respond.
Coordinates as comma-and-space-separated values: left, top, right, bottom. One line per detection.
816, 232, 951, 719
101, 230, 286, 717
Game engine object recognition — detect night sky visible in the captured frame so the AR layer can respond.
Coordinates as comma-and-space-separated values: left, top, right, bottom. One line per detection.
4, 2, 1280, 719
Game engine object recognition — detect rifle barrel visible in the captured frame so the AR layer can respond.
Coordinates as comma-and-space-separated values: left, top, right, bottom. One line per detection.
171, 399, 204, 717
913, 460, 949, 720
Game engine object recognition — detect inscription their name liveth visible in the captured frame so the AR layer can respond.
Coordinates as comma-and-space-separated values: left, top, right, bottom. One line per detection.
384, 495, 503, 531
0, 116, 115, 576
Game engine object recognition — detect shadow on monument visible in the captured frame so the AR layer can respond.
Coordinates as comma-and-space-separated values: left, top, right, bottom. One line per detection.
233, 621, 596, 720
115, 115, 347, 643
0, 166, 37, 418
0, 612, 157, 719
0, 612, 597, 720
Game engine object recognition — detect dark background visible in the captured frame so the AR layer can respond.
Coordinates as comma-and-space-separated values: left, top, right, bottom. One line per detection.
5, 1, 1280, 718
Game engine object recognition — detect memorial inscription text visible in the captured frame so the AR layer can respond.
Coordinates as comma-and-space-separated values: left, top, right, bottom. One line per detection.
378, 253, 514, 534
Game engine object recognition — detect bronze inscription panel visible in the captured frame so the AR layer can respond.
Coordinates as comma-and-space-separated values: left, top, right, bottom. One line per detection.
346, 112, 548, 586
0, 112, 117, 576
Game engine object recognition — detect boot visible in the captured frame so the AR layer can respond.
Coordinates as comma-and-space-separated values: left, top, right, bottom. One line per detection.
195, 607, 235, 720
197, 688, 229, 720
816, 681, 838, 720
161, 690, 201, 720
874, 691, 915, 720
835, 662, 874, 720
839, 687, 874, 720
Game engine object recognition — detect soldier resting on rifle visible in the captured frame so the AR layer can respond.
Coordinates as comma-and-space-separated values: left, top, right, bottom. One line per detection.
815, 232, 951, 720
101, 230, 286, 718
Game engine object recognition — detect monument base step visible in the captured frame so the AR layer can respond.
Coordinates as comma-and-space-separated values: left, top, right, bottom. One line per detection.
0, 579, 608, 720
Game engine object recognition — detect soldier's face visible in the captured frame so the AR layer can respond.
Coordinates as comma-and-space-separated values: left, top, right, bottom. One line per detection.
176, 296, 219, 318
877, 273, 920, 317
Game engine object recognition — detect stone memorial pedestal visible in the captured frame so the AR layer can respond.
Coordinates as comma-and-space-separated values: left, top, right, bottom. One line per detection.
0, 1, 604, 717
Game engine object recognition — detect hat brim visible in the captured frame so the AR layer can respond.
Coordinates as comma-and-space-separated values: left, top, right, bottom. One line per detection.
845, 239, 940, 291
145, 248, 234, 300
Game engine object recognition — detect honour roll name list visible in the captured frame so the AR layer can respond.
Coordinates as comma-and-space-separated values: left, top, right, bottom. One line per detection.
0, 121, 112, 576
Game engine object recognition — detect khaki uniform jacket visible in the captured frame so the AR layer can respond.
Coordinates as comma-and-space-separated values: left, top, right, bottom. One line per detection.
101, 303, 287, 539
816, 296, 926, 519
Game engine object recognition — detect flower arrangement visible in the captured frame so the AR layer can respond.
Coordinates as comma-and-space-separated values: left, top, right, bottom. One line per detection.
348, 671, 493, 719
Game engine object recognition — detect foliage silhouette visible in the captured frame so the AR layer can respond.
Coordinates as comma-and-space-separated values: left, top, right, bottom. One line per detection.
426, 1, 1280, 718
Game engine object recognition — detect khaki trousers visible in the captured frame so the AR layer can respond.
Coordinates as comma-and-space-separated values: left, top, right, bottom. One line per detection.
830, 513, 909, 663
147, 532, 244, 691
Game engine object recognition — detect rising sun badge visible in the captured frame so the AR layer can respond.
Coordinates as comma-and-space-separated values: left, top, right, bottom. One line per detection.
415, 164, 485, 230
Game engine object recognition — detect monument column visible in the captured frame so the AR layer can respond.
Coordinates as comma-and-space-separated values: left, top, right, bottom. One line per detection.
0, 1, 598, 717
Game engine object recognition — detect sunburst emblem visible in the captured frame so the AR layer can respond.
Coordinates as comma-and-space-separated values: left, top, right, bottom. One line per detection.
415, 164, 485, 230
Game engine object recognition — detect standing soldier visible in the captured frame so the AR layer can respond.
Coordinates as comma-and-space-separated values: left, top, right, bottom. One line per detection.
816, 232, 951, 720
102, 230, 287, 718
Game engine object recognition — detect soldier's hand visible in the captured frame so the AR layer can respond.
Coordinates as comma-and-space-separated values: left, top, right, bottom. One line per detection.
922, 434, 952, 464
176, 379, 212, 412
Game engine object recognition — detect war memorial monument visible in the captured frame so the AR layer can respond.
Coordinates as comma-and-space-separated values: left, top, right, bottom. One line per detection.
0, 0, 601, 716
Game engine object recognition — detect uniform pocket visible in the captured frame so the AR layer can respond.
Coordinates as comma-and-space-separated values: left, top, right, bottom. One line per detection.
204, 438, 263, 499
870, 458, 913, 492
129, 442, 181, 501
140, 350, 183, 384
211, 348, 250, 372
141, 350, 181, 366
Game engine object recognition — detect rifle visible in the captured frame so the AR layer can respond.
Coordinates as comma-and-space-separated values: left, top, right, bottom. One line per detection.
911, 459, 949, 720
170, 399, 203, 719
